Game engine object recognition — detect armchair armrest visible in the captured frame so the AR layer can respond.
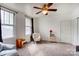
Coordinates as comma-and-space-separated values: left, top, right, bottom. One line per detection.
0, 42, 16, 50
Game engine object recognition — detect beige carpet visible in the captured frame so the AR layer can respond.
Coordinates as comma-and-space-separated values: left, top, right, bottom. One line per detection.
17, 42, 75, 56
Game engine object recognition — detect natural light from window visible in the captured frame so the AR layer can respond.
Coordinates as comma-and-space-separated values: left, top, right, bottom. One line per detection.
1, 9, 14, 39
25, 18, 32, 35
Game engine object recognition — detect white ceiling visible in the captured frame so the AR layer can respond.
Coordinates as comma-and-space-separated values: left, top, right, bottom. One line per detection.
0, 3, 79, 19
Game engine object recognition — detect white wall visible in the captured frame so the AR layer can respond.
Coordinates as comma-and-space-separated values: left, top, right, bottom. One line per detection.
16, 12, 25, 38
34, 17, 60, 41
34, 18, 39, 33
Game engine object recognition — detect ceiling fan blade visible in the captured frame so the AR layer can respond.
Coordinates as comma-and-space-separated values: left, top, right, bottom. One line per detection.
36, 11, 42, 14
48, 9, 57, 11
48, 3, 53, 8
33, 7, 42, 9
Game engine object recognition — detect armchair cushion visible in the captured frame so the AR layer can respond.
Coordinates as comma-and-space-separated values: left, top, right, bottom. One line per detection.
0, 42, 3, 52
0, 49, 18, 56
3, 44, 16, 50
0, 42, 18, 56
32, 33, 41, 41
0, 42, 16, 50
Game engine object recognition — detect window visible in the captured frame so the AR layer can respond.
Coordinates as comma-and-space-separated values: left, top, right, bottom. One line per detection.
1, 9, 14, 39
25, 18, 32, 35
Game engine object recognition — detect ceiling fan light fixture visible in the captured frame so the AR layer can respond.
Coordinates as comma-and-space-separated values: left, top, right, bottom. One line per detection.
42, 10, 48, 15
34, 3, 57, 15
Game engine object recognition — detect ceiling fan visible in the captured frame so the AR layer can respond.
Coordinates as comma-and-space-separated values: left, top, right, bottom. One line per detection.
33, 3, 57, 15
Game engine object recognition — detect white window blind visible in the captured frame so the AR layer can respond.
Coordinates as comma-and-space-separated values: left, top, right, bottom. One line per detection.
25, 18, 32, 35
1, 9, 15, 39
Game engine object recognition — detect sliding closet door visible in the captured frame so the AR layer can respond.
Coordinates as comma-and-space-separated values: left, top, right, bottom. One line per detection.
72, 17, 79, 45
77, 17, 79, 45
72, 18, 77, 45
60, 20, 73, 44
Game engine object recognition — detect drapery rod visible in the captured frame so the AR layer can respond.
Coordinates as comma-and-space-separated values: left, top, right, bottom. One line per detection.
0, 5, 18, 13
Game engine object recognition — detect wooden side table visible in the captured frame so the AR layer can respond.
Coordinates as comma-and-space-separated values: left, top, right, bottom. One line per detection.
16, 38, 26, 48
48, 34, 57, 42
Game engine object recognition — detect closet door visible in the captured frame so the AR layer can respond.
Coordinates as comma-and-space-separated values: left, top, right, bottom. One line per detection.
72, 19, 77, 45
60, 20, 73, 44
77, 17, 79, 45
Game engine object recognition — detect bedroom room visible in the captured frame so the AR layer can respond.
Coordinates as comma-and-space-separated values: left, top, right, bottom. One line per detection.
0, 3, 79, 56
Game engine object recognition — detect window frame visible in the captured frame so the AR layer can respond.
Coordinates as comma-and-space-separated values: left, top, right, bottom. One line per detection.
25, 17, 32, 36
1, 9, 16, 39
